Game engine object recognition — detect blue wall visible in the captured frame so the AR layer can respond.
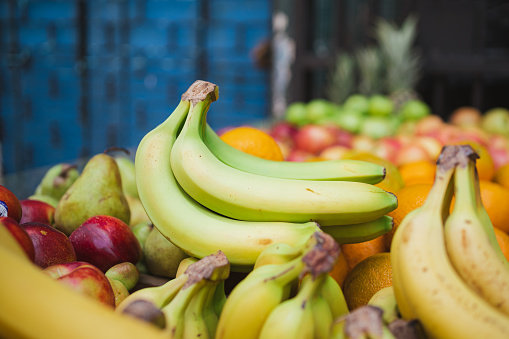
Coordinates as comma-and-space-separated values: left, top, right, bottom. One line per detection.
1, 0, 271, 175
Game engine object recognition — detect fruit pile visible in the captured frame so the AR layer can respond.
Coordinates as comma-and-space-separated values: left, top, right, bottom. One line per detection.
1, 80, 509, 339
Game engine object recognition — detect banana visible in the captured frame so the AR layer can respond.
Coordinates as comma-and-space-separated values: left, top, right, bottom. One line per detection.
204, 124, 386, 183
258, 274, 325, 339
182, 284, 214, 339
253, 242, 303, 269
216, 231, 338, 339
310, 280, 335, 339
444, 145, 509, 315
323, 215, 393, 244
135, 82, 322, 271
367, 286, 399, 324
176, 257, 199, 278
330, 305, 396, 339
320, 274, 349, 319
0, 227, 169, 339
390, 145, 509, 338
169, 82, 397, 226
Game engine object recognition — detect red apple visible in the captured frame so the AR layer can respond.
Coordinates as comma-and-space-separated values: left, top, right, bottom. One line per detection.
293, 124, 338, 155
395, 143, 432, 167
19, 199, 55, 225
372, 137, 403, 163
44, 261, 115, 307
69, 215, 142, 272
22, 222, 77, 268
0, 216, 36, 261
269, 121, 298, 145
286, 149, 315, 162
414, 136, 444, 163
0, 185, 23, 223
319, 145, 351, 160
449, 106, 482, 127
414, 115, 444, 137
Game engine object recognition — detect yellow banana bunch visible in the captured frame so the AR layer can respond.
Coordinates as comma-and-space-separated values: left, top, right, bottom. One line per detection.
135, 80, 398, 271
390, 145, 509, 338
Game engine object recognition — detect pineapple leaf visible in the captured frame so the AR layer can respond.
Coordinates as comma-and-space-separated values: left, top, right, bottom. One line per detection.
326, 52, 356, 105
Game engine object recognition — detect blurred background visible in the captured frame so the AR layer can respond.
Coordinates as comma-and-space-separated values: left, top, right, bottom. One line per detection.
2, 0, 509, 196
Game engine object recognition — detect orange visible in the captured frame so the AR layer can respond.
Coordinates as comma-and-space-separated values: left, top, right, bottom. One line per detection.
494, 163, 509, 190
328, 249, 351, 288
398, 160, 436, 186
479, 180, 509, 233
451, 140, 495, 181
342, 151, 405, 194
384, 183, 433, 249
220, 126, 284, 161
494, 227, 509, 262
342, 252, 392, 311
340, 235, 388, 271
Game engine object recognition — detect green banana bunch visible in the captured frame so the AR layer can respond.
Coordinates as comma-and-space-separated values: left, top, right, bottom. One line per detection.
169, 86, 397, 226
216, 231, 340, 339
117, 251, 229, 338
390, 145, 509, 338
443, 145, 509, 316
135, 80, 396, 271
204, 124, 386, 183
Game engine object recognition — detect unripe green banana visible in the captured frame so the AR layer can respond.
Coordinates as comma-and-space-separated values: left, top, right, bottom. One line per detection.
444, 145, 509, 316
204, 124, 386, 183
323, 215, 393, 244
391, 145, 509, 338
169, 82, 398, 226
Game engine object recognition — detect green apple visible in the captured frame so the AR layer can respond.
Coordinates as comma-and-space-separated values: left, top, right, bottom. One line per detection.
481, 108, 509, 137
367, 95, 394, 116
335, 110, 365, 133
343, 94, 369, 114
400, 100, 431, 121
306, 99, 334, 123
360, 116, 397, 139
285, 102, 308, 126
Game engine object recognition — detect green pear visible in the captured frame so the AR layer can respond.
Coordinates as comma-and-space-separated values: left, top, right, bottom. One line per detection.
131, 221, 153, 274
54, 153, 131, 236
107, 277, 130, 307
114, 156, 139, 199
105, 262, 140, 291
125, 195, 151, 227
144, 226, 189, 279
38, 163, 80, 201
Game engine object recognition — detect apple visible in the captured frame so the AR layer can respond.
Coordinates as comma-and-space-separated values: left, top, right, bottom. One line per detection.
334, 109, 365, 133
360, 116, 397, 139
293, 124, 338, 155
286, 149, 315, 162
414, 136, 444, 163
400, 100, 431, 121
0, 185, 23, 223
449, 106, 482, 127
319, 145, 351, 160
367, 95, 394, 116
44, 261, 115, 307
285, 102, 308, 126
0, 216, 36, 261
269, 121, 298, 146
395, 143, 432, 167
22, 222, 77, 268
305, 99, 334, 123
69, 215, 142, 272
414, 115, 444, 136
351, 134, 377, 153
372, 137, 403, 163
481, 108, 509, 137
19, 199, 55, 225
343, 94, 369, 114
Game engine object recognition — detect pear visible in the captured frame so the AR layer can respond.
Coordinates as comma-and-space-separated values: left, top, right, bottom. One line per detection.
131, 221, 153, 274
27, 194, 59, 208
38, 163, 80, 201
125, 195, 151, 227
144, 226, 189, 279
114, 156, 139, 199
54, 153, 131, 236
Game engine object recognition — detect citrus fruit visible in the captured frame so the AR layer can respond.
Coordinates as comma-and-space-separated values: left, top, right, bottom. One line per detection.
384, 183, 433, 249
342, 151, 404, 194
342, 252, 392, 311
328, 249, 351, 288
479, 180, 509, 233
494, 227, 509, 262
494, 163, 509, 190
340, 235, 387, 271
220, 126, 284, 161
398, 160, 436, 186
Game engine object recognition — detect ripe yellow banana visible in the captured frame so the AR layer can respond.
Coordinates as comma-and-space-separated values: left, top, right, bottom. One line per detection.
216, 231, 337, 339
181, 284, 213, 339
258, 274, 325, 339
391, 145, 509, 338
320, 274, 349, 320
310, 280, 335, 339
253, 242, 303, 269
444, 145, 509, 316
135, 82, 321, 271
330, 305, 396, 339
204, 124, 386, 183
169, 82, 397, 226
0, 227, 169, 339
